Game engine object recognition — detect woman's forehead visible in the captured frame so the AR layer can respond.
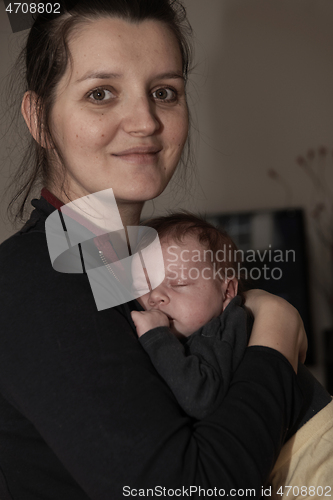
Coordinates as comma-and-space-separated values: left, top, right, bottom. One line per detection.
67, 17, 183, 78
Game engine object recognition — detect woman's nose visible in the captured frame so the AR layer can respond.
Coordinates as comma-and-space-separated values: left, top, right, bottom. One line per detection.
121, 95, 161, 137
148, 285, 170, 307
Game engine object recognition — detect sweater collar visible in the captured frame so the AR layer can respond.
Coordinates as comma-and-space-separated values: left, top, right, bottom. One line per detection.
35, 188, 122, 267
40, 187, 64, 210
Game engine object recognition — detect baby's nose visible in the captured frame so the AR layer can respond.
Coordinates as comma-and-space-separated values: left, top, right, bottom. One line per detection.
148, 286, 169, 306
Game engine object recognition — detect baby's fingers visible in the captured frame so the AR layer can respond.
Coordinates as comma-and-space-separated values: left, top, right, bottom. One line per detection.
131, 310, 143, 326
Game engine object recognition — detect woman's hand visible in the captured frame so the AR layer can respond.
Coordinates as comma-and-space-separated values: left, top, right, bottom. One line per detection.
244, 289, 307, 372
131, 310, 170, 338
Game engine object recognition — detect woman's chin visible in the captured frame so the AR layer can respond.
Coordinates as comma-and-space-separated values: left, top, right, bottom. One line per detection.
116, 184, 170, 204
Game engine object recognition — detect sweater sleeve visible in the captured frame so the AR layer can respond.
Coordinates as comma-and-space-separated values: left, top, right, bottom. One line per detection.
0, 232, 304, 499
139, 326, 222, 419
139, 298, 250, 420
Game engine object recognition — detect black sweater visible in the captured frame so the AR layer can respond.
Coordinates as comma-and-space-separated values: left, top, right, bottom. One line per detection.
0, 196, 304, 500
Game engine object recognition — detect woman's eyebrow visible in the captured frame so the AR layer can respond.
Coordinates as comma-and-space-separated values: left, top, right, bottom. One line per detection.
75, 71, 184, 84
153, 72, 184, 81
75, 72, 122, 83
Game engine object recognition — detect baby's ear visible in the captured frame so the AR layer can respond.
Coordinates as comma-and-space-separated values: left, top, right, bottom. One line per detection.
222, 278, 238, 311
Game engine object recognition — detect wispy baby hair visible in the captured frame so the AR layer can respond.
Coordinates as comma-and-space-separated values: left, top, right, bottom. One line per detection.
142, 210, 246, 293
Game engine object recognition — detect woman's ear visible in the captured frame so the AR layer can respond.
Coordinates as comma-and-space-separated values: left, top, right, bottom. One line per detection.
222, 278, 238, 311
21, 91, 47, 147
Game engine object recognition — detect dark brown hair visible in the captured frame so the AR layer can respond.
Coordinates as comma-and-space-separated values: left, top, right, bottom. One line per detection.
7, 0, 193, 223
142, 211, 247, 294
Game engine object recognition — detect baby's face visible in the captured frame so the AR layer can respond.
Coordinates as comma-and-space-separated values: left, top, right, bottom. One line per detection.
138, 235, 229, 337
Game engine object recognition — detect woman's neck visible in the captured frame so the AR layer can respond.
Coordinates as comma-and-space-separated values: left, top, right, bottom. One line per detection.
46, 185, 144, 227
116, 200, 144, 227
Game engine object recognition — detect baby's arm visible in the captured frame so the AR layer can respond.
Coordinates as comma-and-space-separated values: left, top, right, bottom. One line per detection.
131, 302, 247, 420
131, 310, 223, 419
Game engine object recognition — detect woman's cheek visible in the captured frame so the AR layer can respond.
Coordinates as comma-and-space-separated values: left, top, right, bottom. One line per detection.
68, 127, 108, 153
174, 103, 189, 141
73, 110, 113, 144
161, 105, 188, 143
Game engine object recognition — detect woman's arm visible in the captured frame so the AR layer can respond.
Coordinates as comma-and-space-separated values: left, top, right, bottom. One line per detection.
245, 289, 308, 371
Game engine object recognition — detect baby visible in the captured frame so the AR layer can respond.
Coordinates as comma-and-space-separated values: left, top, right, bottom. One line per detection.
131, 212, 333, 497
131, 212, 252, 419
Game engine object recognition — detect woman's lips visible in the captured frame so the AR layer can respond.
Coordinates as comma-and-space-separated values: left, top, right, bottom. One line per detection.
113, 146, 162, 165
113, 152, 160, 164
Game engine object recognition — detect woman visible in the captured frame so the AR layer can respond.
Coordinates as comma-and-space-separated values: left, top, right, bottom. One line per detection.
0, 1, 307, 498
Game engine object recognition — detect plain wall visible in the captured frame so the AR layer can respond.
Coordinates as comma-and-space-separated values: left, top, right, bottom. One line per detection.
1, 0, 333, 382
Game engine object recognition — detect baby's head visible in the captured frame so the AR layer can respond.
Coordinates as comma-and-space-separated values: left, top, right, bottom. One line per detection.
137, 212, 244, 339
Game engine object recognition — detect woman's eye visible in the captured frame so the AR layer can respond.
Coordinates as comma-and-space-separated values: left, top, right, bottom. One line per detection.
88, 88, 115, 103
152, 88, 177, 102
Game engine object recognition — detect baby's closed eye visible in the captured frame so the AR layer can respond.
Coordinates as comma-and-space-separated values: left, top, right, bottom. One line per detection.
168, 280, 189, 287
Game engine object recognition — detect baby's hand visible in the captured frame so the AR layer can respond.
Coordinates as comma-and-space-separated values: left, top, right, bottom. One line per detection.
131, 310, 170, 338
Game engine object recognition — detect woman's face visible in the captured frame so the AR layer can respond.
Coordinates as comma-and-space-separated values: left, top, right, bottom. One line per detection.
49, 17, 189, 204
